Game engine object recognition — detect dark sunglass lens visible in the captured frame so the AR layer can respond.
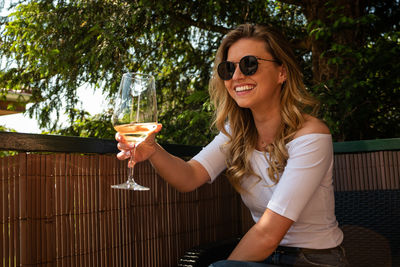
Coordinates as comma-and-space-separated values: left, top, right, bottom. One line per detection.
218, 61, 235, 80
240, 56, 258, 76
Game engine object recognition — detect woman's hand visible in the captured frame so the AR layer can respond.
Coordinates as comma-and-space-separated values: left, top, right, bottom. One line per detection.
116, 124, 162, 167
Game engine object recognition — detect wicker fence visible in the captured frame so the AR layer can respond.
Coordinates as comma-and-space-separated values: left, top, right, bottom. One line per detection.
1, 153, 242, 267
0, 133, 242, 267
1, 132, 399, 267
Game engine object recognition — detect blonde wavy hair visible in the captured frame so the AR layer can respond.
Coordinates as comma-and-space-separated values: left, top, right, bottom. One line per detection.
209, 24, 319, 192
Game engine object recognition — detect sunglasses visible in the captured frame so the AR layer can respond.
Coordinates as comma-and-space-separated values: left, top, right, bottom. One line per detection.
217, 55, 280, 81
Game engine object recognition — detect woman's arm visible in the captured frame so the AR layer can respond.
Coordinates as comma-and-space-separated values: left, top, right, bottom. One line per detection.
148, 143, 211, 192
116, 125, 210, 192
228, 209, 293, 261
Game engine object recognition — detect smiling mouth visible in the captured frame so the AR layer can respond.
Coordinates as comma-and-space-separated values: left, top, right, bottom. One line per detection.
235, 85, 255, 92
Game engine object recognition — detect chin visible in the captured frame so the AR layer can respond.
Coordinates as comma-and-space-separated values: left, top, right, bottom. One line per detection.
234, 101, 251, 109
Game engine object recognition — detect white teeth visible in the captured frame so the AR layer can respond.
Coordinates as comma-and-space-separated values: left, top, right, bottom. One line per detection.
235, 85, 254, 92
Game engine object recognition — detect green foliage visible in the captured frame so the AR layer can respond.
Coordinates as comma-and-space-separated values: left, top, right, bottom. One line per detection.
0, 124, 16, 132
307, 1, 400, 140
49, 109, 115, 139
1, 0, 305, 145
319, 33, 400, 140
0, 0, 398, 144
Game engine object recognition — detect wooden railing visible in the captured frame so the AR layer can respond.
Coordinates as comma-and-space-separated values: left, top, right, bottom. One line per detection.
1, 132, 399, 266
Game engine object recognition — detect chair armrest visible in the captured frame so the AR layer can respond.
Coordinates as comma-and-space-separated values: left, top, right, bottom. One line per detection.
178, 237, 241, 267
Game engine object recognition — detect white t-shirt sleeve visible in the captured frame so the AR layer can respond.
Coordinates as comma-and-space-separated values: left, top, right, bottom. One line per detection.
191, 131, 229, 183
267, 134, 333, 222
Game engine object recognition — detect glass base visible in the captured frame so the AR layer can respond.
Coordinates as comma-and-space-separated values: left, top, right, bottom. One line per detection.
111, 180, 150, 190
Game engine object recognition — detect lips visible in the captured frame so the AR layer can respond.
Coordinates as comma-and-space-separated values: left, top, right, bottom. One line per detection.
235, 85, 255, 92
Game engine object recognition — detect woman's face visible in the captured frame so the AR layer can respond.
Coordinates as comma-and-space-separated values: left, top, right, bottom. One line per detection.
223, 38, 286, 113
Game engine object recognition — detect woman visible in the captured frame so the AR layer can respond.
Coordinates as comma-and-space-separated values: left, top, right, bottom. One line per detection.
116, 24, 348, 266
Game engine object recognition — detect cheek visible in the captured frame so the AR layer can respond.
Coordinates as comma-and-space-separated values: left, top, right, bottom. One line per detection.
223, 80, 230, 89
224, 81, 234, 95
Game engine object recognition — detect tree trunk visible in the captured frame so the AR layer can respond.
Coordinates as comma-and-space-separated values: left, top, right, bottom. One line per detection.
300, 0, 366, 83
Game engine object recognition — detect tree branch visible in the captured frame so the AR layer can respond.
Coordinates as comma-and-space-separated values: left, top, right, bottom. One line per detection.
290, 37, 312, 51
167, 11, 230, 34
277, 0, 304, 7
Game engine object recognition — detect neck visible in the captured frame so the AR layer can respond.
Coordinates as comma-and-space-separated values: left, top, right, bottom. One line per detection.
251, 108, 281, 149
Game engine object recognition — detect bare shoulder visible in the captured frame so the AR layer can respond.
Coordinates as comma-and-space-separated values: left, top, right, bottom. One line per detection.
294, 115, 330, 139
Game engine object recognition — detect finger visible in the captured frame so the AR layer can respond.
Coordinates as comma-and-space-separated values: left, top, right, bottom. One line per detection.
115, 132, 121, 141
147, 123, 162, 140
117, 142, 134, 151
115, 132, 129, 144
154, 123, 162, 133
117, 150, 131, 160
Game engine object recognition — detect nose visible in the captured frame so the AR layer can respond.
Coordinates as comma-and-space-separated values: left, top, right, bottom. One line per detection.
231, 63, 245, 80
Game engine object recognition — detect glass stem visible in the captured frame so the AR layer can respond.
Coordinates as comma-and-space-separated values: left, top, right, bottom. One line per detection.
127, 146, 137, 184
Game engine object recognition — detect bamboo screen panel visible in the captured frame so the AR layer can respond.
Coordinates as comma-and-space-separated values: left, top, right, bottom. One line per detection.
1, 153, 242, 267
333, 150, 400, 191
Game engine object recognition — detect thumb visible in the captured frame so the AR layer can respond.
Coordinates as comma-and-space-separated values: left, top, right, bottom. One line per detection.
154, 123, 162, 133
145, 123, 162, 142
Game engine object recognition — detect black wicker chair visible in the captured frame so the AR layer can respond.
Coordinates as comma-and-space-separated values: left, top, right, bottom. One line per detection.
178, 190, 400, 267
178, 238, 241, 267
334, 190, 400, 267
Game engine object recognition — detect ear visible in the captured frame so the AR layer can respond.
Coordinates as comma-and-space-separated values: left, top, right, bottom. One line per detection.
278, 65, 287, 84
